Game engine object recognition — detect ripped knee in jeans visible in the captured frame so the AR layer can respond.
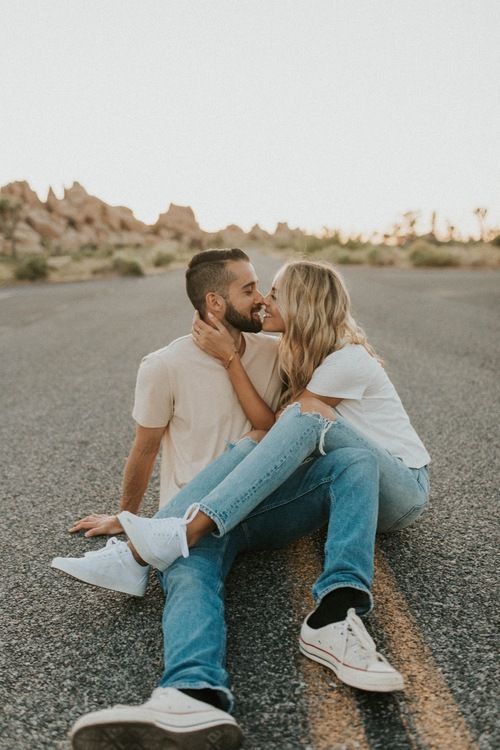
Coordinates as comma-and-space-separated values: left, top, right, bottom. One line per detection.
296, 396, 336, 421
279, 399, 336, 455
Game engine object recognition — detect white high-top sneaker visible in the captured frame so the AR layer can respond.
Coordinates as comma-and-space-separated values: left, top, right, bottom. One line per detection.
70, 687, 243, 750
300, 607, 404, 692
118, 503, 200, 572
51, 537, 150, 597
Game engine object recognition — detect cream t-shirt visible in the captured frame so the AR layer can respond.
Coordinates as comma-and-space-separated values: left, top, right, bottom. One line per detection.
132, 333, 282, 507
307, 344, 430, 468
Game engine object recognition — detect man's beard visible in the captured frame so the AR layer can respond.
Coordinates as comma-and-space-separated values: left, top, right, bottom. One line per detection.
224, 300, 262, 333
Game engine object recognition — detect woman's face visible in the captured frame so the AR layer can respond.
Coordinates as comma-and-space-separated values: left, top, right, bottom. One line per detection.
261, 271, 286, 333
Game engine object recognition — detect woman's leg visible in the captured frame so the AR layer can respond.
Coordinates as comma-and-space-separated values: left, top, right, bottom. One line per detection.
152, 435, 261, 521
194, 401, 336, 535
195, 400, 428, 537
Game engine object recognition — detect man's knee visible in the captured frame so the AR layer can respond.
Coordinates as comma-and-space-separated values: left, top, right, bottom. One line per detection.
329, 446, 378, 475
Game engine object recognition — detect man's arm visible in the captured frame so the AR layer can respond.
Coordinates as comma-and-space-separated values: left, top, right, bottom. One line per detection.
69, 424, 165, 537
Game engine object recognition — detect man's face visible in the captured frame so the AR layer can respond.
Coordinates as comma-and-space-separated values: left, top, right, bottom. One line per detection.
222, 261, 264, 333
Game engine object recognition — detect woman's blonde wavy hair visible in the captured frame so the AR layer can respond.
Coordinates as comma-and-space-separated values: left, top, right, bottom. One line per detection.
276, 260, 382, 406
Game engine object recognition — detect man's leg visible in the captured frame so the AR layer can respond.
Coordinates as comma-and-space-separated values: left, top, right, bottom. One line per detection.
158, 528, 244, 713
241, 446, 379, 609
69, 528, 246, 750
70, 453, 364, 748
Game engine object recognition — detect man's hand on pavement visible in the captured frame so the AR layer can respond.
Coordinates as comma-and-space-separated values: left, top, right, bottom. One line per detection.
69, 514, 123, 538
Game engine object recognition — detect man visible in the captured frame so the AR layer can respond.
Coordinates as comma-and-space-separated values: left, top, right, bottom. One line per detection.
53, 249, 402, 750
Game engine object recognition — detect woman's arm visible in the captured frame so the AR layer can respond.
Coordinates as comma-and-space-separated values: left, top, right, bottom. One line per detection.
225, 352, 275, 430
192, 312, 275, 430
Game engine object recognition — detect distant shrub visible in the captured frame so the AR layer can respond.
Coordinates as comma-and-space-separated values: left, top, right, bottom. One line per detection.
342, 237, 365, 250
303, 232, 345, 255
367, 246, 396, 266
79, 243, 98, 256
99, 244, 115, 258
189, 237, 204, 250
320, 246, 367, 265
91, 263, 111, 275
274, 239, 291, 250
303, 236, 325, 254
210, 233, 225, 246
15, 256, 49, 281
112, 257, 144, 276
408, 240, 460, 267
491, 234, 500, 247
73, 243, 114, 260
153, 251, 176, 267
335, 251, 365, 265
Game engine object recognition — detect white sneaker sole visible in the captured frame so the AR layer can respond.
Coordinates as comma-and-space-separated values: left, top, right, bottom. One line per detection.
118, 511, 176, 571
71, 708, 243, 750
51, 558, 147, 597
299, 637, 405, 692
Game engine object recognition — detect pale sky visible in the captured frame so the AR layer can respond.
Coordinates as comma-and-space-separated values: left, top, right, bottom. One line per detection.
1, 0, 499, 238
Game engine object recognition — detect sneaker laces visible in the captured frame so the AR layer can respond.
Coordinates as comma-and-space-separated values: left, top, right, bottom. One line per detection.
176, 504, 200, 558
340, 608, 381, 666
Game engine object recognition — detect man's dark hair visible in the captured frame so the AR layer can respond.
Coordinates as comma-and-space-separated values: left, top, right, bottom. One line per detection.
185, 248, 250, 315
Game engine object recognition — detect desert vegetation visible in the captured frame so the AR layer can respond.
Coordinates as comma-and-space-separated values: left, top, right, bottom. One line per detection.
0, 182, 498, 284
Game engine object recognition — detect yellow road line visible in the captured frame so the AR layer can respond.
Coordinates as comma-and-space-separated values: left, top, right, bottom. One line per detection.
286, 537, 369, 750
372, 549, 477, 750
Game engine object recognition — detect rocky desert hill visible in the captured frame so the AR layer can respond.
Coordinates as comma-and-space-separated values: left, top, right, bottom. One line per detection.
0, 180, 303, 257
1, 182, 498, 282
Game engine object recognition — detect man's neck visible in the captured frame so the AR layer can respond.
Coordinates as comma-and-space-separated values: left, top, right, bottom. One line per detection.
226, 325, 245, 356
202, 315, 246, 356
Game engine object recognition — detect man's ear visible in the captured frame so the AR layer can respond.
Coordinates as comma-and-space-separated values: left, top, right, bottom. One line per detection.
205, 292, 225, 317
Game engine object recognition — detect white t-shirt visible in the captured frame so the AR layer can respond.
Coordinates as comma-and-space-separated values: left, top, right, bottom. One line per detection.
133, 333, 282, 507
307, 344, 430, 468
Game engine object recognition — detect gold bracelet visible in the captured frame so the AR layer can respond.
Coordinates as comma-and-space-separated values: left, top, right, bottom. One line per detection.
224, 352, 237, 369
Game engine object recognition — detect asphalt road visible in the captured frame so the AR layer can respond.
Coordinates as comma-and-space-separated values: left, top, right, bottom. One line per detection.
0, 255, 499, 749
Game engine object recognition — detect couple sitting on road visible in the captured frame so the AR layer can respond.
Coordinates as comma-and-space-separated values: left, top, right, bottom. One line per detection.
52, 248, 431, 750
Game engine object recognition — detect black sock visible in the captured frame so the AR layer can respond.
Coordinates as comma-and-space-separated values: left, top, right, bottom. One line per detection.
306, 587, 370, 629
179, 688, 226, 711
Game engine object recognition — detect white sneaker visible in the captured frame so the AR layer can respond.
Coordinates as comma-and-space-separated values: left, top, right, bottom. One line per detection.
51, 537, 150, 597
70, 686, 243, 750
299, 607, 404, 692
118, 503, 200, 572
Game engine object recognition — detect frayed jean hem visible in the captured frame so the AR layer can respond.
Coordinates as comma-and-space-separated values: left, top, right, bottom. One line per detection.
197, 503, 227, 537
